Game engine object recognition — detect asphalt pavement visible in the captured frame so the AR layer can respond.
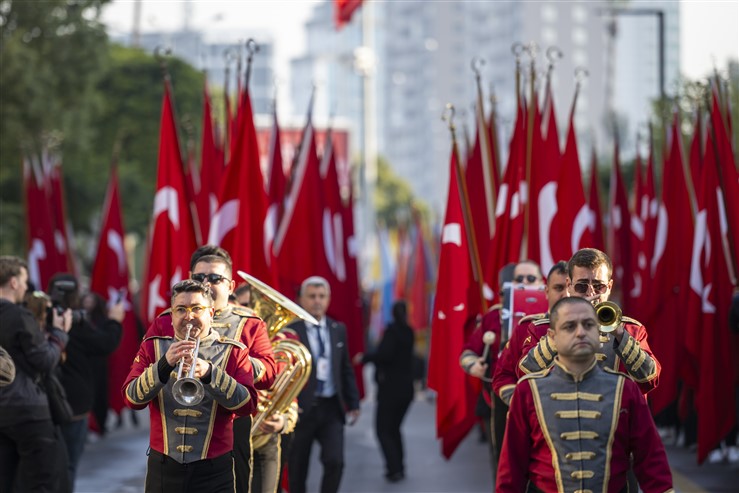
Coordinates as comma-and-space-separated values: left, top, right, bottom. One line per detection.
75, 385, 738, 493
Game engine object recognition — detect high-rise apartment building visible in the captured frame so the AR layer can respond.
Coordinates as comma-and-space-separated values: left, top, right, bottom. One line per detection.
291, 1, 680, 216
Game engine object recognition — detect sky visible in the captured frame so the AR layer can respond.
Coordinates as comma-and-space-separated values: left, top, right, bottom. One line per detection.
101, 0, 739, 112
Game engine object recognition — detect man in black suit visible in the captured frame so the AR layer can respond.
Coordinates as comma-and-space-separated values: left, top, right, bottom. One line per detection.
288, 276, 360, 493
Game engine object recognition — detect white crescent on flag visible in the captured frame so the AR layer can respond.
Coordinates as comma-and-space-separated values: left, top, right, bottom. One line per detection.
441, 223, 462, 247
208, 199, 239, 246
538, 182, 558, 273
153, 186, 180, 230
651, 204, 668, 276
572, 205, 593, 254
107, 230, 126, 274
28, 238, 47, 289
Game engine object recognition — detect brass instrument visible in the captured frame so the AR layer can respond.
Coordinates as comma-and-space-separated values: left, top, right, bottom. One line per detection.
172, 323, 205, 406
595, 301, 622, 333
236, 271, 315, 449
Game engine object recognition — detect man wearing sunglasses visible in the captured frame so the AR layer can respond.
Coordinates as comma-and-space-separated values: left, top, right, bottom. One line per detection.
124, 279, 257, 492
517, 248, 661, 397
145, 245, 277, 493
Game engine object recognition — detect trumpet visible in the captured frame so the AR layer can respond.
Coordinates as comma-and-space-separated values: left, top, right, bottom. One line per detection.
172, 323, 205, 407
595, 301, 622, 333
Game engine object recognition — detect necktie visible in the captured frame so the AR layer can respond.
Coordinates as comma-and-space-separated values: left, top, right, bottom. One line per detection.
314, 324, 326, 394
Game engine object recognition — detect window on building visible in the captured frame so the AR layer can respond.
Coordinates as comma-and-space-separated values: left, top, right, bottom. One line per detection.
541, 5, 558, 23
572, 27, 588, 45
572, 5, 587, 23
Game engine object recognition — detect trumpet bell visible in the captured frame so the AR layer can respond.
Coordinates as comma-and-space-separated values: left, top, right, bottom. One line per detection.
173, 377, 205, 407
595, 301, 622, 333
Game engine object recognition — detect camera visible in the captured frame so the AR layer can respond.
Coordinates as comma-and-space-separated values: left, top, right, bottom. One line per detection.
47, 279, 86, 326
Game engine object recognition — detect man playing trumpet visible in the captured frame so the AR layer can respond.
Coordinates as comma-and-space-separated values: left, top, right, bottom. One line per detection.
123, 279, 257, 492
518, 248, 661, 396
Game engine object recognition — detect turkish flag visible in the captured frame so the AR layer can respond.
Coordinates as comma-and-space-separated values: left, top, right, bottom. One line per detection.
552, 107, 593, 265
273, 118, 332, 299
90, 165, 141, 414
334, 0, 362, 29
208, 89, 278, 286
427, 142, 479, 459
587, 149, 606, 252
44, 153, 76, 277
141, 80, 198, 326
407, 217, 432, 331
686, 123, 737, 464
647, 113, 695, 415
196, 81, 225, 243
527, 84, 561, 274
266, 104, 287, 254
605, 139, 632, 308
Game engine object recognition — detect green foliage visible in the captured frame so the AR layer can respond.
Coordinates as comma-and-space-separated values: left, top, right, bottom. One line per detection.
374, 157, 429, 229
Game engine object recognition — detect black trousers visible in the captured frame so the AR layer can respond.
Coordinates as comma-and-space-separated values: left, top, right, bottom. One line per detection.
145, 449, 235, 493
0, 418, 68, 493
288, 396, 345, 493
375, 388, 413, 477
251, 433, 281, 493
492, 393, 509, 463
233, 415, 253, 493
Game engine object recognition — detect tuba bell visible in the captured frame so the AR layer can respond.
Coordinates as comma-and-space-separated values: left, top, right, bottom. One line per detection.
595, 301, 622, 333
236, 271, 315, 449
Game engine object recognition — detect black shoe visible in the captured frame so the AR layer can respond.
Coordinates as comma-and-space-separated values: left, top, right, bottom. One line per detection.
386, 472, 404, 483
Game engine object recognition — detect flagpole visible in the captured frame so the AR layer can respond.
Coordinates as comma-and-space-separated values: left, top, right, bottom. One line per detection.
472, 57, 496, 239
443, 104, 487, 313
521, 42, 537, 261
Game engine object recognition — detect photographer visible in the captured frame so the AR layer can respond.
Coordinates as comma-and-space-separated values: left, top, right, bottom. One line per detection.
47, 273, 123, 491
0, 255, 72, 492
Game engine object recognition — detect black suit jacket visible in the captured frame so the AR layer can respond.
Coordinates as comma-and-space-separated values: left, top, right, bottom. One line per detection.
290, 317, 360, 419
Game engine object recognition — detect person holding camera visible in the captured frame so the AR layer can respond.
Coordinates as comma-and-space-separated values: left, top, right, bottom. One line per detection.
47, 273, 123, 491
0, 255, 72, 492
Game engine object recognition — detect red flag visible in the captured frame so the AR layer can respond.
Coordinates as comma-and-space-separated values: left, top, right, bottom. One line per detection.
266, 104, 287, 251
686, 124, 737, 463
208, 89, 278, 286
407, 219, 432, 331
552, 105, 593, 264
648, 113, 695, 414
605, 139, 632, 307
90, 165, 141, 414
273, 118, 332, 298
527, 83, 561, 273
427, 141, 479, 459
587, 150, 606, 252
334, 0, 362, 29
196, 81, 225, 242
44, 153, 76, 276
141, 81, 198, 326
24, 155, 66, 290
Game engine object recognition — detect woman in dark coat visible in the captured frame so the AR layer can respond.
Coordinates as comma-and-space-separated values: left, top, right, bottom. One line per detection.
358, 300, 415, 482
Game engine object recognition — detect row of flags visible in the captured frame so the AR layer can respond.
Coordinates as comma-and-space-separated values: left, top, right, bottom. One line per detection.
428, 65, 738, 463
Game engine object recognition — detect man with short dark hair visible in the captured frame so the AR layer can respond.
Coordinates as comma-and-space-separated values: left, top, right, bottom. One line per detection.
497, 297, 674, 493
0, 255, 72, 492
288, 276, 360, 493
124, 279, 257, 492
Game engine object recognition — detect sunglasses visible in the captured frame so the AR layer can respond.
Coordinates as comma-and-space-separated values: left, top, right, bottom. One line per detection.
514, 274, 540, 284
191, 273, 230, 284
572, 281, 609, 294
172, 304, 210, 317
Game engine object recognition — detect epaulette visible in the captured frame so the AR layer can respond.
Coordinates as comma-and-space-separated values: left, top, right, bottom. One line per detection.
532, 317, 551, 326
487, 303, 503, 313
143, 335, 172, 342
519, 367, 550, 381
217, 336, 246, 350
603, 367, 630, 379
231, 305, 262, 319
621, 315, 642, 327
519, 312, 547, 324
157, 308, 172, 317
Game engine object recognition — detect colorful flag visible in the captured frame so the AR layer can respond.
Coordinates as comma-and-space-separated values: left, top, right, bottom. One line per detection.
196, 81, 225, 242
334, 0, 362, 29
141, 80, 198, 326
90, 165, 141, 414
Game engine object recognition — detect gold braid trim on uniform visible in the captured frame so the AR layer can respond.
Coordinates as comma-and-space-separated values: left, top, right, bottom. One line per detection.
530, 380, 565, 492
202, 401, 218, 460
595, 353, 606, 361
534, 348, 547, 369
604, 375, 625, 490
550, 392, 603, 401
225, 376, 237, 399
174, 409, 203, 418
555, 410, 602, 419
624, 340, 639, 365
176, 445, 193, 453
540, 339, 553, 361
145, 366, 156, 391
251, 357, 265, 382
499, 384, 516, 404
571, 470, 595, 479
573, 490, 593, 493
565, 451, 596, 460
560, 431, 598, 440
175, 426, 198, 435
631, 351, 647, 372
